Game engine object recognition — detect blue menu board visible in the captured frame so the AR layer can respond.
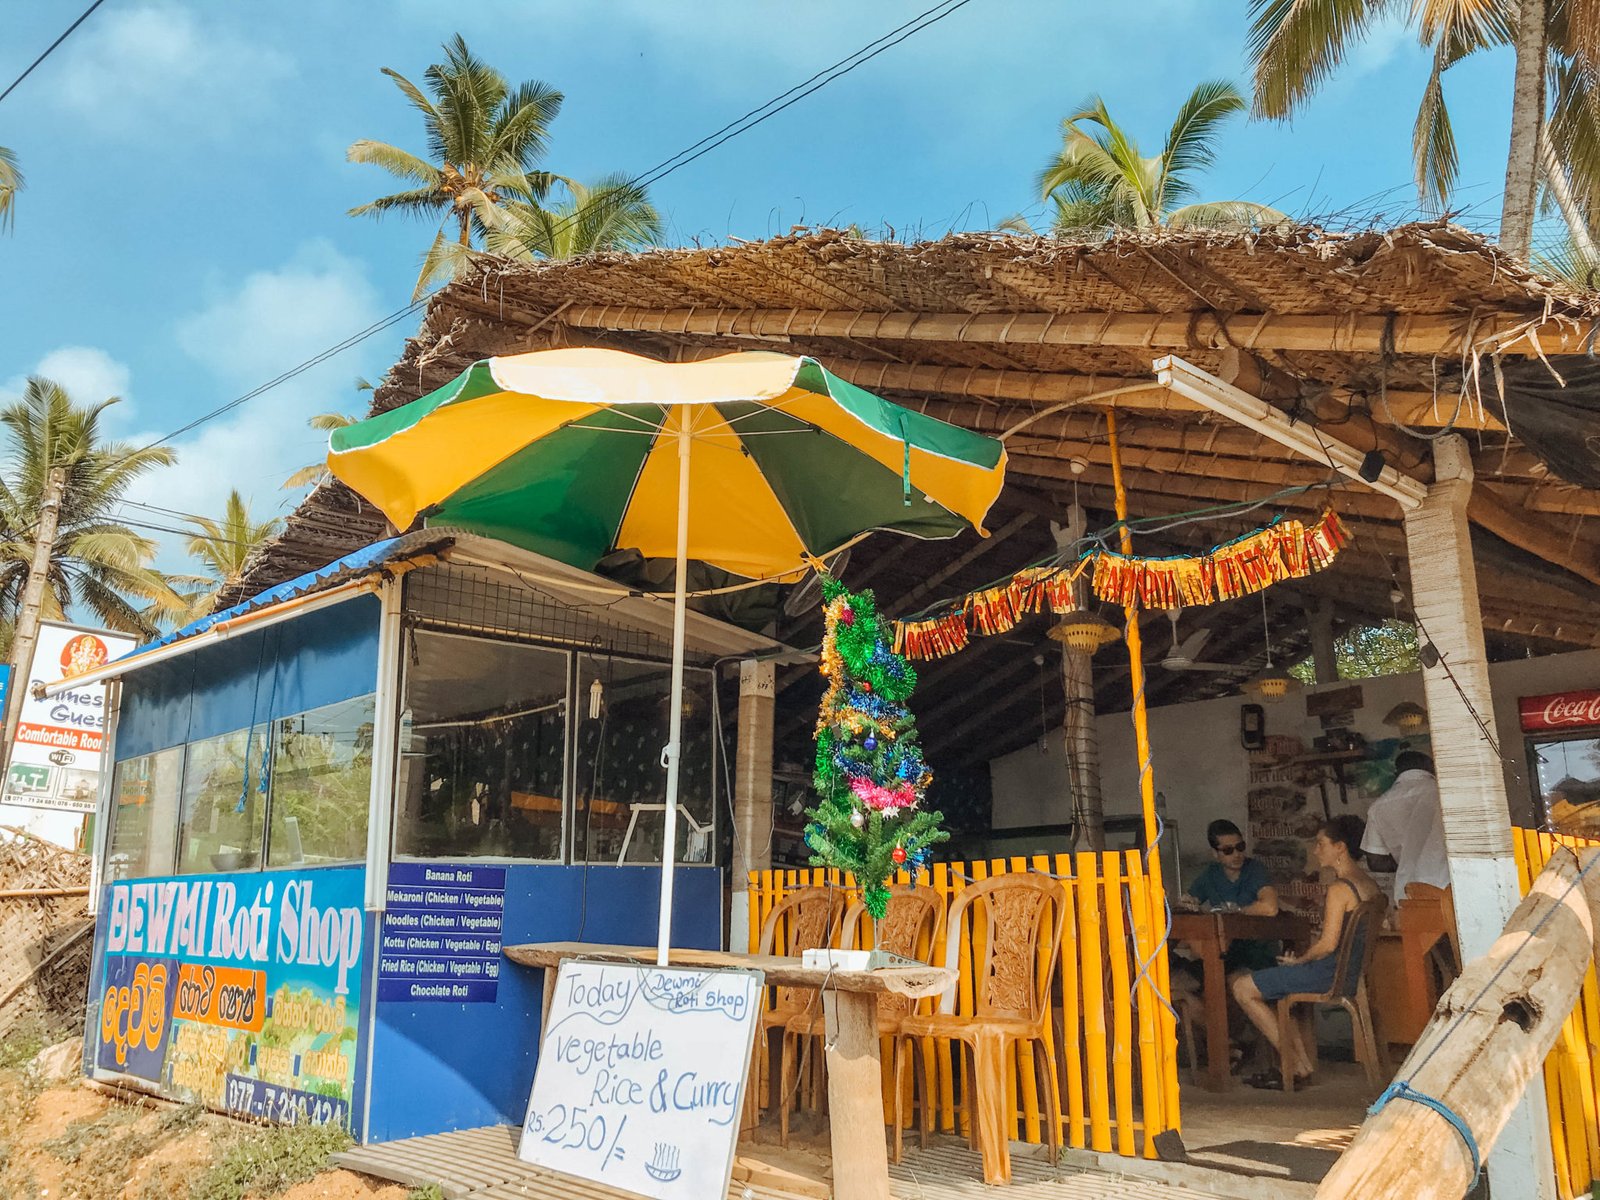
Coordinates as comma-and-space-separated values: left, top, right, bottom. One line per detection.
377, 863, 506, 1003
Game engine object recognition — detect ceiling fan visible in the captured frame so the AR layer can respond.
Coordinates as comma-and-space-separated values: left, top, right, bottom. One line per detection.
1156, 607, 1231, 673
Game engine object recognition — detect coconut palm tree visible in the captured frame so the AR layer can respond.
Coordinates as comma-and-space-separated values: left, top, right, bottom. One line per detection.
346, 35, 566, 297
486, 173, 663, 261
163, 490, 283, 624
1031, 81, 1287, 236
284, 411, 361, 490
1246, 0, 1600, 257
0, 146, 21, 233
0, 378, 180, 637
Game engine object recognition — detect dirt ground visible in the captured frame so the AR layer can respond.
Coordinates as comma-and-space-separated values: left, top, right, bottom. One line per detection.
0, 1040, 417, 1200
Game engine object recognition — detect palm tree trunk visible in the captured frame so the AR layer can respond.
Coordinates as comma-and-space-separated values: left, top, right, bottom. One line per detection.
1542, 135, 1598, 260
459, 209, 471, 247
1501, 0, 1549, 258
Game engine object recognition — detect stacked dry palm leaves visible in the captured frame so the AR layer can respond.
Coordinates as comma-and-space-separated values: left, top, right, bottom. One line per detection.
0, 827, 91, 1042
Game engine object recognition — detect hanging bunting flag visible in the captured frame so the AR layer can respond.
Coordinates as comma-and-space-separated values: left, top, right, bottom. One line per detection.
893, 508, 1351, 660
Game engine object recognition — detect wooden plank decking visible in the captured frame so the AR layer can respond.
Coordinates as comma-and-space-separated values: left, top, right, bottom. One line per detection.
333, 1125, 1231, 1200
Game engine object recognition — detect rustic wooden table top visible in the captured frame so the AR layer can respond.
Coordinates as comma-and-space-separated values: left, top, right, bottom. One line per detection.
503, 941, 955, 999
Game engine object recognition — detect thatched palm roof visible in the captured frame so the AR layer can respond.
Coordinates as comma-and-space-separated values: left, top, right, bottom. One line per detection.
227, 222, 1600, 763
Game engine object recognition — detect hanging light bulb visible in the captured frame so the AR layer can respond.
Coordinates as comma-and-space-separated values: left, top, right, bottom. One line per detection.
1383, 701, 1428, 734
589, 678, 604, 720
1048, 611, 1121, 655
1242, 593, 1299, 703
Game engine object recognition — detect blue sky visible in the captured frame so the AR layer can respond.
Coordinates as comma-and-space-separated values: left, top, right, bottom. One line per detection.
0, 1, 1526, 570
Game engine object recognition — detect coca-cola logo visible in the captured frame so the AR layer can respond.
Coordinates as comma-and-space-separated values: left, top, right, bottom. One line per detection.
1521, 690, 1600, 731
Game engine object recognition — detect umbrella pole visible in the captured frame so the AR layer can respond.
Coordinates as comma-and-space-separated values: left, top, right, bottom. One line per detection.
655, 416, 692, 967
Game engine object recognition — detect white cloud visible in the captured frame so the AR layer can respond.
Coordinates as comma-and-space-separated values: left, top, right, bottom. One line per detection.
54, 2, 292, 133
1344, 11, 1420, 79
126, 241, 388, 571
1, 346, 135, 420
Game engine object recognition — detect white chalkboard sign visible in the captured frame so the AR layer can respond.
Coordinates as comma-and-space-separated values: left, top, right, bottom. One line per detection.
519, 961, 763, 1199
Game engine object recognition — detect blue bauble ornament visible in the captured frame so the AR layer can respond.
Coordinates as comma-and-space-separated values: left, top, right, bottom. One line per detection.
864, 736, 878, 751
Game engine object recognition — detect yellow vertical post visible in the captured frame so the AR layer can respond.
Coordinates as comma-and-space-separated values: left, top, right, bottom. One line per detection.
1106, 409, 1180, 1135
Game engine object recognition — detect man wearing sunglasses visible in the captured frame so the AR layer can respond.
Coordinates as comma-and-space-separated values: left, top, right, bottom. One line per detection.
1179, 819, 1281, 971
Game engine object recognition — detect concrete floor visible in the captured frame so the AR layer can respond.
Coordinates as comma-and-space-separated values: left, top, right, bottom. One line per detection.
1178, 1061, 1371, 1185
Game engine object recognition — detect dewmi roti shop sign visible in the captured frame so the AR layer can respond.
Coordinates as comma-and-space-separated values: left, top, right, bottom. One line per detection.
92, 868, 364, 1127
518, 961, 761, 1199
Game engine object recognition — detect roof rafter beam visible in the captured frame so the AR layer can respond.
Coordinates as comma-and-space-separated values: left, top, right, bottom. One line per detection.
556, 304, 1582, 358
1154, 355, 1600, 590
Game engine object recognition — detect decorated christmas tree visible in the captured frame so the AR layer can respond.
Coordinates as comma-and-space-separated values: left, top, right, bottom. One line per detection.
806, 577, 948, 920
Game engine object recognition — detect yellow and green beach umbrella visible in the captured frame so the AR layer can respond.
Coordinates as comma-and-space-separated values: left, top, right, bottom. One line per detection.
329, 347, 1005, 579
326, 346, 1007, 962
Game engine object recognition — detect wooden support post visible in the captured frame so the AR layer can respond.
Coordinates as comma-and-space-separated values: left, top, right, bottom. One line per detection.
1317, 848, 1600, 1200
1306, 598, 1339, 685
729, 659, 775, 954
1402, 434, 1556, 1200
823, 990, 893, 1200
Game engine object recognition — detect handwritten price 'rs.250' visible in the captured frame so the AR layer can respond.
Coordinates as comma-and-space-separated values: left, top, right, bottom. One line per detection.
525, 1105, 628, 1172
101, 961, 168, 1067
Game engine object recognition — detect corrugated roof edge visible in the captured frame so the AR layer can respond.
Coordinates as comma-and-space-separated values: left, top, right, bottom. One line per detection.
125, 529, 458, 659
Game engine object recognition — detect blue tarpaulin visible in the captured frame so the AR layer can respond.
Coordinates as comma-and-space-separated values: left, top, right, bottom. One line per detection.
120, 531, 455, 660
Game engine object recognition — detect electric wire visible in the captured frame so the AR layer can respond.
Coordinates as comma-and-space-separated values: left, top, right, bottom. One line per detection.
0, 0, 109, 107
69, 0, 983, 489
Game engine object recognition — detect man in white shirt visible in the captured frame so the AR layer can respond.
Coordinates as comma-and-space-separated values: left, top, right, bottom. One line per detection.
1362, 750, 1451, 898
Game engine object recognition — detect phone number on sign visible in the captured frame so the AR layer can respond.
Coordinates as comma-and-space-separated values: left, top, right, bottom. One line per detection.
223, 1074, 349, 1128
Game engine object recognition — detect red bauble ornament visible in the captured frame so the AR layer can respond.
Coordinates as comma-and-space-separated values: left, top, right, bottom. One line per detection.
840, 607, 855, 626
861, 681, 872, 693
891, 845, 907, 865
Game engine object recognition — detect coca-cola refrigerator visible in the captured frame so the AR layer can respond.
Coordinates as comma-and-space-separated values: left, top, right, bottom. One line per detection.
1520, 689, 1600, 828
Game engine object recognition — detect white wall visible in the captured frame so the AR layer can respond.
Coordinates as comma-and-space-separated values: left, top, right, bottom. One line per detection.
989, 647, 1600, 885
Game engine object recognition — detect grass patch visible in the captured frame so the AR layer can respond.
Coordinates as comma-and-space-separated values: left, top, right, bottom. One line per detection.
41, 1106, 143, 1163
0, 1019, 53, 1071
190, 1120, 353, 1200
408, 1186, 444, 1200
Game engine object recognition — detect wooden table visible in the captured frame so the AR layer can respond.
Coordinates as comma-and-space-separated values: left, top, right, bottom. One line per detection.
505, 942, 955, 1200
1169, 910, 1311, 1090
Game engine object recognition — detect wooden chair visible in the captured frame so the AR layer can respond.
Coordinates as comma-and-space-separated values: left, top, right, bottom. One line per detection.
777, 886, 944, 1148
746, 886, 847, 1128
1276, 895, 1389, 1094
894, 873, 1068, 1185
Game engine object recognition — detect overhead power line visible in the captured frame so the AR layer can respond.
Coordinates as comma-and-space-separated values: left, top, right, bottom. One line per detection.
0, 0, 109, 107
101, 0, 981, 469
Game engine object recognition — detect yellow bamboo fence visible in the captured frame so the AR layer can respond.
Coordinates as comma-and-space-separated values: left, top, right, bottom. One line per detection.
1513, 828, 1600, 1200
746, 853, 1180, 1158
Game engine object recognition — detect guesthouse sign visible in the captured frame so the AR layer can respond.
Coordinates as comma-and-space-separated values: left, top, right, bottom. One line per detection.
1520, 689, 1600, 734
3, 621, 135, 813
519, 961, 761, 1199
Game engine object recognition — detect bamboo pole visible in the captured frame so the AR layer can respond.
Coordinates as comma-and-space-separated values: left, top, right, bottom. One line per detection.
1105, 409, 1180, 1132
1315, 847, 1600, 1199
0, 886, 88, 899
554, 305, 1586, 359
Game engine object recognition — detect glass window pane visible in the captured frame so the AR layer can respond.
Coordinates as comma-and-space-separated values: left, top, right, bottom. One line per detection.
572, 656, 715, 865
267, 695, 375, 867
1533, 735, 1600, 824
106, 748, 183, 880
394, 631, 567, 860
177, 726, 267, 874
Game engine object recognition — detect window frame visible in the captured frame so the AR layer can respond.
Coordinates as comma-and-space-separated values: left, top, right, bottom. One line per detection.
568, 650, 721, 869
390, 625, 574, 865
104, 745, 185, 882
262, 693, 378, 870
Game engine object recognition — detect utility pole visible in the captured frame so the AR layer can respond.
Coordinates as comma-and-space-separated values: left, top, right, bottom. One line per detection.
3, 466, 66, 760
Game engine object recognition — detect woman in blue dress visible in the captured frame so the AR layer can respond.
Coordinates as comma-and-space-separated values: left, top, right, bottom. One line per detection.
1230, 814, 1383, 1089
